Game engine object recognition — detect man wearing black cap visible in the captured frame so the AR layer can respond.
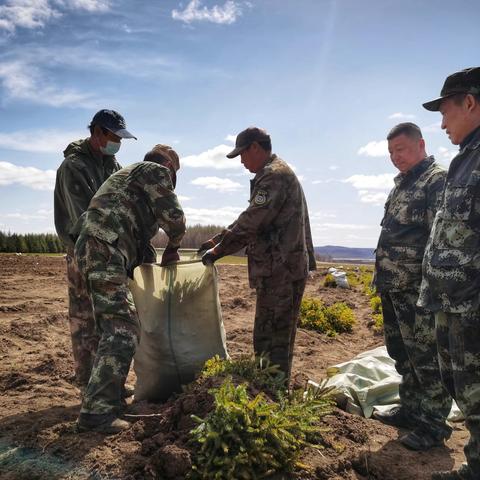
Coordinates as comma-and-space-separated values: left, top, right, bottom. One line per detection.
418, 67, 480, 480
54, 109, 136, 397
198, 127, 316, 385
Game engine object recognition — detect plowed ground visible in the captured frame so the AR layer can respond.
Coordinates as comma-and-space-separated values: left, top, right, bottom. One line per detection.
0, 255, 468, 479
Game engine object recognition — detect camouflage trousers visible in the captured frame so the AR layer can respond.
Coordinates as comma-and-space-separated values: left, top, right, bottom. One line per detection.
381, 291, 452, 437
75, 234, 139, 415
436, 310, 480, 475
66, 254, 99, 387
253, 273, 307, 384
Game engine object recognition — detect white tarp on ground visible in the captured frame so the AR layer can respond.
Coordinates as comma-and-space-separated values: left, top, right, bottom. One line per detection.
129, 249, 228, 402
323, 345, 462, 421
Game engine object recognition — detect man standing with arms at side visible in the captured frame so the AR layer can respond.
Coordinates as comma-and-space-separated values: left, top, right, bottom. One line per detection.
372, 123, 452, 450
419, 67, 480, 480
75, 144, 186, 433
54, 109, 136, 393
198, 127, 316, 385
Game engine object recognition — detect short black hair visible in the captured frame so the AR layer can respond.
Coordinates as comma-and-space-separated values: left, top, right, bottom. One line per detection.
387, 122, 423, 141
257, 139, 272, 153
452, 92, 480, 106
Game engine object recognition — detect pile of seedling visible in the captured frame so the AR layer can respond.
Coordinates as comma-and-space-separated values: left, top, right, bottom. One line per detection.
299, 297, 355, 336
186, 355, 334, 479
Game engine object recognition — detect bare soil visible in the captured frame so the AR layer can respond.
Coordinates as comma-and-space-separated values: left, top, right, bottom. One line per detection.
0, 255, 468, 479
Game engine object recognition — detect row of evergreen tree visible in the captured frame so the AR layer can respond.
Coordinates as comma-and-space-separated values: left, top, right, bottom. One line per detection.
0, 225, 227, 254
0, 232, 64, 253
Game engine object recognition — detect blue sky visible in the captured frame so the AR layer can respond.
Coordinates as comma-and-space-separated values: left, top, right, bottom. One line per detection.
0, 0, 478, 247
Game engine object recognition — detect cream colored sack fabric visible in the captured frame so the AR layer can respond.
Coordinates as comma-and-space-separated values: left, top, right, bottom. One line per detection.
130, 249, 228, 401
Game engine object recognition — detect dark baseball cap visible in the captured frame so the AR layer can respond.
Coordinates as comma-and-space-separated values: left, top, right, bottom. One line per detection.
89, 109, 137, 139
226, 127, 271, 158
423, 67, 480, 111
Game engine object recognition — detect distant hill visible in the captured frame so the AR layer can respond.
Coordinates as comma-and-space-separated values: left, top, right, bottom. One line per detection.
314, 245, 375, 261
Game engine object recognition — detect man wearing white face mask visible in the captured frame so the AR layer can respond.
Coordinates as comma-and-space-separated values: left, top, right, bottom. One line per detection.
54, 109, 136, 397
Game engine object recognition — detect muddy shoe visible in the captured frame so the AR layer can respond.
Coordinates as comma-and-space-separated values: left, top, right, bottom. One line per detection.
77, 413, 130, 435
400, 427, 446, 451
372, 406, 413, 428
431, 464, 476, 480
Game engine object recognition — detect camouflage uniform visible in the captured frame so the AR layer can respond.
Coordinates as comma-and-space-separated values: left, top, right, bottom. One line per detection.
214, 155, 316, 381
419, 127, 480, 475
75, 161, 186, 415
374, 156, 452, 438
54, 139, 121, 387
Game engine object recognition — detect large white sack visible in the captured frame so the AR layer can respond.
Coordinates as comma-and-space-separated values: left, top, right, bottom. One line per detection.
129, 249, 228, 401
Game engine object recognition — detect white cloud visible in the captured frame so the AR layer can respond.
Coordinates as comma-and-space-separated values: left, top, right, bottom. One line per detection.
312, 178, 339, 185
344, 173, 394, 206
0, 161, 56, 190
0, 128, 85, 152
172, 0, 242, 25
357, 190, 389, 204
388, 112, 416, 120
329, 165, 338, 171
343, 173, 394, 190
59, 0, 110, 12
182, 144, 241, 169
358, 140, 388, 157
313, 222, 372, 231
225, 134, 235, 143
191, 176, 242, 192
0, 0, 111, 33
436, 146, 457, 163
3, 211, 49, 220
0, 61, 95, 107
177, 195, 191, 202
0, 0, 59, 33
183, 205, 242, 226
423, 121, 442, 134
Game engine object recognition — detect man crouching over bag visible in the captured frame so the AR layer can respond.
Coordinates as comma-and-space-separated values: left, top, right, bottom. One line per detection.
74, 145, 186, 434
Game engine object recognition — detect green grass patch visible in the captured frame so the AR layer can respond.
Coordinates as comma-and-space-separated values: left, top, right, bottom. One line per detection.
300, 297, 355, 336
323, 273, 336, 288
217, 255, 247, 265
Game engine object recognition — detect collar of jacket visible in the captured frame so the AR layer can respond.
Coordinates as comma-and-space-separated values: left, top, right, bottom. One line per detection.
459, 124, 480, 151
253, 154, 276, 179
394, 155, 435, 186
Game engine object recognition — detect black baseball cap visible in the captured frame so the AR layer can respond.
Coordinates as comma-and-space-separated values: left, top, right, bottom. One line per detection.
423, 67, 480, 111
89, 109, 137, 139
226, 127, 271, 158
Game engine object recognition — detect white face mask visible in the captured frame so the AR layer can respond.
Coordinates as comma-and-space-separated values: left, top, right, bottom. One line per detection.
100, 140, 121, 156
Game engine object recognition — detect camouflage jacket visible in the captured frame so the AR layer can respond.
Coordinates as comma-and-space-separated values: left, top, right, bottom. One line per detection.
418, 126, 480, 313
54, 138, 121, 254
78, 162, 186, 273
216, 155, 316, 287
374, 156, 446, 292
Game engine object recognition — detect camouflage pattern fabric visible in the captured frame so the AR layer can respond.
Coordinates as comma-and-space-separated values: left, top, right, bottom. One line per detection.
80, 161, 185, 275
75, 235, 138, 415
374, 156, 446, 292
381, 291, 452, 438
54, 138, 120, 390
419, 127, 480, 313
254, 273, 307, 382
74, 161, 185, 415
436, 311, 480, 475
54, 138, 121, 253
66, 254, 98, 387
211, 155, 314, 382
216, 155, 316, 287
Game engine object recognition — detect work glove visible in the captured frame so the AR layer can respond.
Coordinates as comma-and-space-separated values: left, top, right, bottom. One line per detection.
160, 246, 180, 266
197, 239, 216, 254
201, 246, 224, 266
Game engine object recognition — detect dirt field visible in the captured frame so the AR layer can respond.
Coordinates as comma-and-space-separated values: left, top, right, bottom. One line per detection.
0, 254, 469, 479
